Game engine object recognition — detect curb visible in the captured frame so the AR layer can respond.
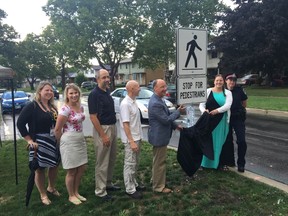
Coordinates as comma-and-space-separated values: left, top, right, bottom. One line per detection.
230, 168, 288, 193
247, 108, 288, 121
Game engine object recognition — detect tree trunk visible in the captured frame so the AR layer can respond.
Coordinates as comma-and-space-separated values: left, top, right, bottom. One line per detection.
61, 62, 66, 91
30, 82, 34, 91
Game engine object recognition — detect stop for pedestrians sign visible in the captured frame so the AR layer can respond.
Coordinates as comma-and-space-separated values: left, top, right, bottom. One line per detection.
177, 76, 207, 104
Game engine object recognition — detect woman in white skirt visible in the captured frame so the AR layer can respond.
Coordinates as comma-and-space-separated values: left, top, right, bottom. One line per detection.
55, 83, 88, 205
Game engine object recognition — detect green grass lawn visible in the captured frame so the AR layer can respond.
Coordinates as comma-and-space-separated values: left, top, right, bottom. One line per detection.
242, 86, 288, 111
1, 138, 287, 216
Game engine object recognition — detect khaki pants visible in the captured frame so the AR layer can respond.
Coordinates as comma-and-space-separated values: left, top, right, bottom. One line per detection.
93, 124, 117, 197
152, 146, 167, 192
123, 140, 142, 194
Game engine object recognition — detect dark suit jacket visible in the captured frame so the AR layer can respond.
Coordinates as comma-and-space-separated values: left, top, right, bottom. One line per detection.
148, 94, 180, 147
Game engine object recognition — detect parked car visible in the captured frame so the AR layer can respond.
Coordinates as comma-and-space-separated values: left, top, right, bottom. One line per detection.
237, 74, 259, 86
0, 88, 6, 99
147, 80, 154, 90
165, 84, 177, 105
110, 87, 176, 121
147, 81, 177, 105
81, 81, 97, 90
52, 85, 59, 99
1, 91, 30, 114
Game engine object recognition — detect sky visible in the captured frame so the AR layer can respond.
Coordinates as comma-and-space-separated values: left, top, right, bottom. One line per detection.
0, 0, 50, 40
1, 0, 235, 40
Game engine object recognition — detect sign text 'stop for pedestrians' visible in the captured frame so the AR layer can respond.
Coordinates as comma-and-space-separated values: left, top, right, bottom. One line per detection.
177, 76, 207, 104
177, 28, 207, 76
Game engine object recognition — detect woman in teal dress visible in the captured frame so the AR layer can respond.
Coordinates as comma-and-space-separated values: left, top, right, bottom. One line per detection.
199, 74, 233, 169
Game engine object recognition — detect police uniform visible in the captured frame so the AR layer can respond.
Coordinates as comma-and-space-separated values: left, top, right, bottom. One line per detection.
227, 85, 248, 170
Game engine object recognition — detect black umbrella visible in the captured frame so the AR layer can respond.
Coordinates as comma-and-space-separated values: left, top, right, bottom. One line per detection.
26, 148, 39, 207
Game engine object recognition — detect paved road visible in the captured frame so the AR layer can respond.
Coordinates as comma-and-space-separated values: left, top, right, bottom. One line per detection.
1, 97, 288, 185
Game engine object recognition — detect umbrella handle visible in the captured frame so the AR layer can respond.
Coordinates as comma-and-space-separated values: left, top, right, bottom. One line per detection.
26, 144, 37, 158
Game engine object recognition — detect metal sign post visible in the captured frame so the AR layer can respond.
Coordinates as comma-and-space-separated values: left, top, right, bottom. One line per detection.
0, 65, 18, 185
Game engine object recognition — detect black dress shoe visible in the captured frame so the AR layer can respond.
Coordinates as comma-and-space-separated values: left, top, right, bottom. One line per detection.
106, 185, 121, 191
238, 166, 245, 173
126, 191, 143, 199
101, 194, 113, 201
136, 185, 146, 191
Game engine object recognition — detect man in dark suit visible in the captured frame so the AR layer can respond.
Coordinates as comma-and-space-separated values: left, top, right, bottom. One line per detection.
148, 79, 185, 193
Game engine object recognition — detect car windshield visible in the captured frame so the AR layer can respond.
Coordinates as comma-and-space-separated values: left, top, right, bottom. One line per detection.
137, 89, 153, 99
3, 91, 26, 99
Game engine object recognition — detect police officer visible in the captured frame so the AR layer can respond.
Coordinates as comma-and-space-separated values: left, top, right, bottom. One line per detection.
224, 73, 248, 172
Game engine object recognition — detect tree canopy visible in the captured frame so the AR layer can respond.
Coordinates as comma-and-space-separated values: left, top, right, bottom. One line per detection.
0, 9, 18, 67
43, 0, 226, 88
44, 0, 148, 89
214, 0, 288, 77
133, 0, 227, 69
17, 34, 57, 90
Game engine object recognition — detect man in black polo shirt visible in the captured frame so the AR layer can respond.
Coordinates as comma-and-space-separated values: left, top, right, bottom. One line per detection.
88, 69, 120, 201
225, 73, 248, 172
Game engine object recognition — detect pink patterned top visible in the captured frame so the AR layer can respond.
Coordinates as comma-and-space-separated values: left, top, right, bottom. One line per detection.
59, 105, 85, 132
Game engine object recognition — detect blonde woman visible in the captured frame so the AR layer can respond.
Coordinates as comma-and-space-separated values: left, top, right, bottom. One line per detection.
17, 81, 60, 205
54, 83, 88, 205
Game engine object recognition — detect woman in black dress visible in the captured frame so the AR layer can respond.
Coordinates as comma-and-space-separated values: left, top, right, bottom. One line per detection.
17, 81, 60, 205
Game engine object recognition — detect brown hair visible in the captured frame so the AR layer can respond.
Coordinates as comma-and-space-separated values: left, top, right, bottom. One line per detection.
214, 74, 226, 97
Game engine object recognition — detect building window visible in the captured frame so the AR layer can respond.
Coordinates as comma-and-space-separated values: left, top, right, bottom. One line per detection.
126, 64, 128, 69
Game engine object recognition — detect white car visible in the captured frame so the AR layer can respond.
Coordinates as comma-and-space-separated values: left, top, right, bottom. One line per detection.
111, 87, 176, 121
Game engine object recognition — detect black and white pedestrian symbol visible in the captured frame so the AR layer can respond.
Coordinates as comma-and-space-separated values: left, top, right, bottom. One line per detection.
177, 28, 207, 76
185, 34, 202, 68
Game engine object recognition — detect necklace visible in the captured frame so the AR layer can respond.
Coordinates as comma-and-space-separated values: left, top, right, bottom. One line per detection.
39, 101, 57, 123
39, 101, 50, 112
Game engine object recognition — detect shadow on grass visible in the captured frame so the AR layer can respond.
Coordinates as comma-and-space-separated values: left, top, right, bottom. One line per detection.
0, 138, 287, 216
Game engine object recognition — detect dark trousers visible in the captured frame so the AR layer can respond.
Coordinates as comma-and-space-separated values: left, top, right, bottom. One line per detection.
230, 117, 247, 167
221, 117, 247, 167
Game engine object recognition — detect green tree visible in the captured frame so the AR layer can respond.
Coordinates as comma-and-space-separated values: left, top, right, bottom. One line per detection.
17, 34, 57, 90
0, 9, 19, 66
214, 0, 288, 79
42, 24, 90, 91
44, 0, 147, 90
133, 0, 227, 70
74, 72, 87, 87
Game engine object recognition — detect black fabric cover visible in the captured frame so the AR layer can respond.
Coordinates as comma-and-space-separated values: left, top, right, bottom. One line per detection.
177, 112, 215, 177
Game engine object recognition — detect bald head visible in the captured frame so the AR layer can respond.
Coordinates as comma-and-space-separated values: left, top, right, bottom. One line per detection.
153, 79, 167, 98
126, 80, 140, 99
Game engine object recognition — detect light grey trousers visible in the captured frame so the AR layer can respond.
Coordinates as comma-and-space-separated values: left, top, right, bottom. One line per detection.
123, 140, 142, 194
